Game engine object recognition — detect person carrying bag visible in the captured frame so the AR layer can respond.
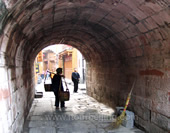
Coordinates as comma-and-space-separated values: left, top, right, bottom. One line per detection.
51, 68, 70, 109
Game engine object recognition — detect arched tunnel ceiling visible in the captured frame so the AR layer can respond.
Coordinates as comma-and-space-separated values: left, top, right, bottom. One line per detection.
0, 0, 170, 63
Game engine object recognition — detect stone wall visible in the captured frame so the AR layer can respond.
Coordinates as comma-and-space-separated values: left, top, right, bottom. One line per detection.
87, 55, 170, 133
117, 58, 170, 133
0, 52, 35, 133
86, 56, 122, 108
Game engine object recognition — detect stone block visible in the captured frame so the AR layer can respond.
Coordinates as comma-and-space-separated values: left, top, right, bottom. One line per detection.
152, 102, 170, 118
122, 110, 135, 128
130, 8, 147, 21
144, 17, 158, 30
142, 98, 152, 110
139, 4, 155, 16
145, 2, 162, 12
115, 3, 132, 16
159, 28, 169, 40
122, 0, 138, 10
150, 123, 168, 133
126, 14, 138, 24
135, 117, 149, 131
136, 22, 148, 33
151, 112, 169, 131
134, 106, 150, 121
152, 10, 170, 26
123, 25, 139, 38
138, 34, 149, 45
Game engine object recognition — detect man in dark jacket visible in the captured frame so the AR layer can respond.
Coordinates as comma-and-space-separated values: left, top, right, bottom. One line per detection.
51, 68, 65, 109
72, 68, 80, 93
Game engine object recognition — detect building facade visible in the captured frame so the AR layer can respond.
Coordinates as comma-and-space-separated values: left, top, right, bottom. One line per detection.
58, 45, 86, 83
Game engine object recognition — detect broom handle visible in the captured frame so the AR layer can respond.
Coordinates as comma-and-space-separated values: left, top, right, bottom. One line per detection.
130, 79, 136, 95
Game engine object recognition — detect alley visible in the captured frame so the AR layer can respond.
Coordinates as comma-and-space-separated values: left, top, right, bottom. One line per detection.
22, 81, 144, 133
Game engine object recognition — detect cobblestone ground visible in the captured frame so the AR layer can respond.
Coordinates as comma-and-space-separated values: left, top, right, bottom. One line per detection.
22, 80, 145, 133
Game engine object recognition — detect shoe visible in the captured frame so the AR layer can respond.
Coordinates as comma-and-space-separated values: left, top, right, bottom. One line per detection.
61, 107, 66, 109
55, 107, 59, 109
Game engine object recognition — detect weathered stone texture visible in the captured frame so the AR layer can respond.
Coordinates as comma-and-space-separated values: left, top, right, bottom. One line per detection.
151, 112, 170, 131
0, 0, 170, 133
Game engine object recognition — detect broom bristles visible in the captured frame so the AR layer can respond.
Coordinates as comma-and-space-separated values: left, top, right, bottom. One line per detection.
107, 80, 136, 129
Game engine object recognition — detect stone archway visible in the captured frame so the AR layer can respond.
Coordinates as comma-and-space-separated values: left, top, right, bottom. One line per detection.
0, 0, 169, 132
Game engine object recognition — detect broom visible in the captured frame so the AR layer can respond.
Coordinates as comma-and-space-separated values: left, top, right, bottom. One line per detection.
106, 80, 136, 129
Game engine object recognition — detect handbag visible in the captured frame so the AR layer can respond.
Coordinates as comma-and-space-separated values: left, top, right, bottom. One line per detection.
59, 77, 70, 101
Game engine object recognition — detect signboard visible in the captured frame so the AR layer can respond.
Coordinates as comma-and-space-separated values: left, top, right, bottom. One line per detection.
36, 64, 39, 73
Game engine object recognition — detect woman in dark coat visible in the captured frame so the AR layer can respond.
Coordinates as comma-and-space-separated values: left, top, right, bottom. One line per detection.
51, 68, 65, 109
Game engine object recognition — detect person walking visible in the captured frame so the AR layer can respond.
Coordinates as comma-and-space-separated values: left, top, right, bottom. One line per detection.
51, 68, 65, 109
72, 68, 80, 93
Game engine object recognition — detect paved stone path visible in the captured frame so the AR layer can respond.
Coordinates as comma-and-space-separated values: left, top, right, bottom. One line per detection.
22, 81, 144, 133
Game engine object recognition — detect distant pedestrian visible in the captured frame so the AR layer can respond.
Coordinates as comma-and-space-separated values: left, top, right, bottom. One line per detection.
51, 68, 65, 109
72, 68, 80, 93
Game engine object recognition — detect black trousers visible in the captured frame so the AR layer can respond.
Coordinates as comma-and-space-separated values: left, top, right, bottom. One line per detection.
54, 92, 65, 107
73, 80, 79, 92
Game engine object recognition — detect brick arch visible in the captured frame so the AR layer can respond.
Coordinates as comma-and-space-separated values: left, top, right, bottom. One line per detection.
0, 0, 170, 132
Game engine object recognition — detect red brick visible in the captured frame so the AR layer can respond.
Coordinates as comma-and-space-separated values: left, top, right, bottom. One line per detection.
143, 17, 158, 30
111, 23, 122, 32
110, 9, 123, 19
145, 2, 163, 12
114, 3, 132, 16
103, 14, 118, 26
135, 0, 145, 4
146, 31, 154, 42
126, 14, 138, 24
98, 3, 113, 12
139, 34, 149, 45
43, 1, 54, 10
89, 9, 107, 22
139, 4, 155, 16
153, 29, 163, 41
122, 0, 138, 10
130, 8, 147, 21
112, 19, 130, 32
152, 10, 170, 26
158, 28, 169, 40
136, 22, 148, 33
123, 25, 139, 38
